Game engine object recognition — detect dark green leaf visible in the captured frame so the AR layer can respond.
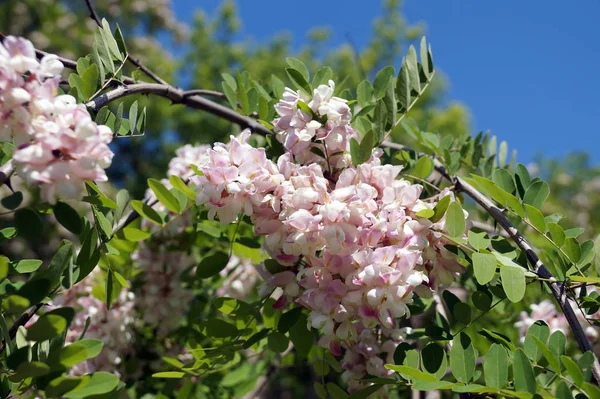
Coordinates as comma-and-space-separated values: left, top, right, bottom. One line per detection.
373, 66, 395, 100
14, 208, 42, 240
196, 252, 230, 279
285, 68, 311, 95
1, 191, 22, 210
429, 195, 451, 223
561, 355, 584, 386
492, 169, 515, 194
53, 202, 82, 235
46, 376, 88, 398
64, 371, 119, 398
421, 343, 447, 380
267, 331, 288, 353
396, 62, 410, 111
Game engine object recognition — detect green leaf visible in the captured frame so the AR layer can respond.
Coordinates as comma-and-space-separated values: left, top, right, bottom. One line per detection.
446, 201, 466, 237
483, 344, 508, 390
14, 208, 42, 240
59, 343, 89, 367
421, 343, 447, 380
285, 57, 309, 82
267, 331, 289, 353
65, 371, 120, 398
81, 195, 118, 209
203, 319, 238, 338
549, 330, 566, 360
121, 227, 151, 242
578, 351, 594, 383
196, 252, 230, 279
314, 382, 327, 399
373, 66, 395, 100
547, 223, 565, 247
77, 339, 103, 358
148, 178, 180, 213
129, 101, 138, 134
556, 381, 573, 399
500, 264, 526, 302
278, 308, 302, 334
372, 101, 388, 143
420, 36, 432, 78
561, 356, 584, 386
472, 291, 492, 311
492, 169, 515, 194
153, 371, 186, 379
0, 256, 8, 281
131, 200, 163, 225
326, 382, 349, 399
169, 175, 195, 199
285, 68, 311, 95
46, 376, 88, 398
27, 313, 68, 342
468, 231, 490, 251
429, 195, 451, 223
113, 24, 127, 56
385, 364, 436, 382
523, 320, 549, 362
405, 45, 420, 92
454, 302, 472, 325
1, 191, 22, 210
347, 385, 383, 399
80, 64, 99, 100
449, 332, 476, 383
466, 175, 525, 218
524, 204, 547, 233
513, 349, 536, 394
311, 66, 332, 88
114, 102, 123, 134
396, 62, 411, 111
101, 19, 123, 61
288, 313, 312, 358
531, 336, 560, 374
562, 237, 581, 263
12, 259, 43, 273
14, 361, 51, 378
410, 156, 434, 179
53, 201, 82, 235
523, 181, 550, 209
357, 79, 373, 107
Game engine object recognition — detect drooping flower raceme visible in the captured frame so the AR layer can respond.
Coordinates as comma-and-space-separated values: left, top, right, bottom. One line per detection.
194, 79, 466, 390
1, 36, 115, 203
273, 80, 358, 170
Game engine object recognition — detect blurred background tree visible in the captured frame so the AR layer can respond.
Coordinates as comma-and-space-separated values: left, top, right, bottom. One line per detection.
0, 0, 471, 198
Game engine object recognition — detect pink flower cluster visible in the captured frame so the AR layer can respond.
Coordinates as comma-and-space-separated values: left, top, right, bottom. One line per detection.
167, 143, 211, 179
217, 255, 260, 300
340, 325, 409, 394
51, 269, 135, 376
194, 79, 465, 377
274, 80, 358, 170
515, 292, 600, 343
1, 36, 114, 203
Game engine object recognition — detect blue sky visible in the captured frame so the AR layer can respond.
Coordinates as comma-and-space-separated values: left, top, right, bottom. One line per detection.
172, 1, 600, 166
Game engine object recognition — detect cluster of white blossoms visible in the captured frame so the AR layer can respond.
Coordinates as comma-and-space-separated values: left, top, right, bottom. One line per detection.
51, 269, 135, 376
0, 36, 114, 203
195, 81, 466, 391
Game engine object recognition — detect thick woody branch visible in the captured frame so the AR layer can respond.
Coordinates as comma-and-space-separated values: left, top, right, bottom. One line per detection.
85, 83, 273, 136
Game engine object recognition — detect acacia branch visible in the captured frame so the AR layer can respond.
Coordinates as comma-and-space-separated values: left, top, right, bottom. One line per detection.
85, 83, 272, 136
383, 141, 600, 383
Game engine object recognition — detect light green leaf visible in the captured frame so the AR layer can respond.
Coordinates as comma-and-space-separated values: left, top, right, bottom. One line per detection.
523, 181, 550, 209
148, 178, 180, 214
468, 231, 490, 251
561, 355, 584, 386
523, 320, 549, 362
500, 264, 526, 302
196, 252, 230, 279
285, 57, 309, 82
531, 336, 560, 374
385, 364, 436, 382
524, 204, 547, 233
410, 156, 434, 179
446, 201, 466, 237
357, 80, 373, 107
449, 332, 476, 383
131, 200, 163, 225
483, 344, 508, 390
